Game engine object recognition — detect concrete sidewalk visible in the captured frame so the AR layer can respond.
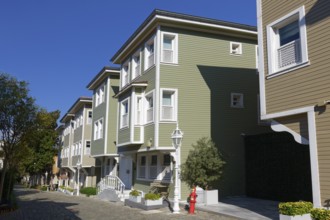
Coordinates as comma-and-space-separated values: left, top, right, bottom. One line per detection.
190, 197, 279, 220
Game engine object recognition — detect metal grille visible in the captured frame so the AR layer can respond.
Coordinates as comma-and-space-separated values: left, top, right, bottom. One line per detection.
278, 39, 301, 69
162, 50, 173, 63
162, 106, 173, 120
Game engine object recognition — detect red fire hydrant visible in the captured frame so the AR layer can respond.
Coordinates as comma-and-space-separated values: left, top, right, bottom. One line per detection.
189, 187, 197, 214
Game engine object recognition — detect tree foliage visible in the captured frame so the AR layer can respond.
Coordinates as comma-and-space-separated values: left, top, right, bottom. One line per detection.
0, 73, 60, 202
23, 109, 60, 175
180, 137, 226, 190
0, 73, 37, 202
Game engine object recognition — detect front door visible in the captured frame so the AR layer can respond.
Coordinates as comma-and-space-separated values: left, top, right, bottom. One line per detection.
119, 156, 132, 189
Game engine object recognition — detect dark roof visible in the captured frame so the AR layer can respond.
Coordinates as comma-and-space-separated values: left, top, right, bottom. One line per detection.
111, 9, 257, 62
86, 66, 120, 89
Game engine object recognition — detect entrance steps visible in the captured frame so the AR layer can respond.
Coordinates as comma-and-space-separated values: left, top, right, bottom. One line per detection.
97, 188, 131, 202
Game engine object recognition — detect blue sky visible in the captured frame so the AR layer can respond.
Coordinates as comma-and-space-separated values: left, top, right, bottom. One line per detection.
0, 0, 256, 119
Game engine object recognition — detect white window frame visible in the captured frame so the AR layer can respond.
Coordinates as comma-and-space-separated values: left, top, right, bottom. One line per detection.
144, 36, 155, 71
120, 98, 129, 129
94, 118, 103, 140
78, 141, 82, 155
132, 49, 141, 79
135, 96, 143, 125
160, 88, 178, 122
87, 110, 92, 124
85, 140, 91, 155
230, 42, 242, 55
161, 32, 178, 64
95, 84, 105, 107
121, 61, 130, 88
145, 91, 154, 124
231, 93, 244, 108
267, 6, 308, 76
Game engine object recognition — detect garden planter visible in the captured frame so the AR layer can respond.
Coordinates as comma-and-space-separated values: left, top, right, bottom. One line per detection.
204, 189, 218, 205
279, 214, 311, 220
144, 198, 163, 206
129, 195, 142, 203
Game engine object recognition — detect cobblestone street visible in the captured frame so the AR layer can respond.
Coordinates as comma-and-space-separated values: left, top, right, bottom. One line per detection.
1, 185, 236, 220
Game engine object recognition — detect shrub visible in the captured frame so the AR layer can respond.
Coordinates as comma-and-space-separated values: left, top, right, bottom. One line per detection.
129, 189, 141, 197
180, 137, 226, 190
278, 201, 313, 216
41, 186, 48, 191
80, 187, 97, 197
66, 187, 74, 192
144, 193, 161, 201
311, 208, 330, 220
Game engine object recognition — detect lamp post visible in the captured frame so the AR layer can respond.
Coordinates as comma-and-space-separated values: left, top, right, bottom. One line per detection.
45, 171, 48, 191
76, 160, 82, 196
171, 124, 183, 214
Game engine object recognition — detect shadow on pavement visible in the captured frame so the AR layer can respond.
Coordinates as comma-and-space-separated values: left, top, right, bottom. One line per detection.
1, 185, 82, 220
220, 196, 279, 220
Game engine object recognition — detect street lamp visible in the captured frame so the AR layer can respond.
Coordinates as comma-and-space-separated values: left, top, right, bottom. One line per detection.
45, 171, 48, 191
171, 124, 183, 214
76, 160, 82, 196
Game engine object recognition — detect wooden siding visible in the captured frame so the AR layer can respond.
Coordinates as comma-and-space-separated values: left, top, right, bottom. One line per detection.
106, 76, 119, 154
261, 0, 330, 113
275, 114, 309, 139
315, 109, 330, 205
64, 134, 70, 148
134, 126, 141, 142
118, 127, 130, 144
73, 126, 83, 143
82, 154, 95, 167
91, 79, 107, 156
159, 27, 269, 197
158, 123, 176, 147
143, 124, 154, 150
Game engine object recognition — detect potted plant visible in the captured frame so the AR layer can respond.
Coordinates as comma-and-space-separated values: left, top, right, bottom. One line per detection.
279, 201, 313, 220
181, 137, 225, 205
311, 208, 330, 220
144, 193, 163, 206
129, 189, 142, 203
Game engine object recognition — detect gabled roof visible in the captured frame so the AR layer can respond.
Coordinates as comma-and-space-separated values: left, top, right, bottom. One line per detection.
111, 9, 257, 64
86, 66, 120, 90
60, 97, 92, 123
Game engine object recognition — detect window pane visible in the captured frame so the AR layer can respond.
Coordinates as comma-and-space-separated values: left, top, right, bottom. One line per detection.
163, 37, 172, 50
162, 93, 172, 106
163, 154, 171, 166
141, 156, 146, 165
151, 155, 157, 165
279, 21, 299, 46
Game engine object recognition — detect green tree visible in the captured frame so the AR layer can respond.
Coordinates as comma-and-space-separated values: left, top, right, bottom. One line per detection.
0, 73, 37, 202
23, 109, 60, 176
180, 137, 226, 190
